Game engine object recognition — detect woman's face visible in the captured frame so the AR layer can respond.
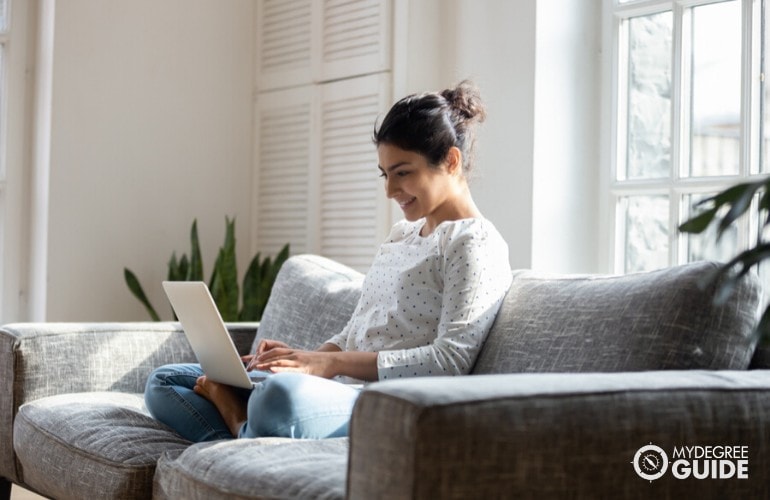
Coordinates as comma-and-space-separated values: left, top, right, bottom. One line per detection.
377, 143, 462, 227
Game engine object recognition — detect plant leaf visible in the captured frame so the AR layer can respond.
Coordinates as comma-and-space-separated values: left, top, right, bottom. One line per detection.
239, 243, 290, 321
240, 252, 263, 321
124, 268, 160, 321
755, 306, 770, 346
167, 252, 189, 282
709, 244, 770, 305
188, 219, 203, 281
717, 178, 767, 239
678, 206, 719, 235
210, 217, 239, 321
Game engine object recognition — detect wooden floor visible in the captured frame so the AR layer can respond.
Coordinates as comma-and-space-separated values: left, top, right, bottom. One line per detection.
10, 486, 46, 500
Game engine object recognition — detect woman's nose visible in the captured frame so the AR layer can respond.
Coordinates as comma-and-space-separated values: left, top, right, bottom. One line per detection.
385, 177, 397, 198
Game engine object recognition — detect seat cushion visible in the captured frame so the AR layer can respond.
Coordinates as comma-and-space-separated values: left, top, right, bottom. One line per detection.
474, 261, 762, 373
13, 392, 190, 500
253, 254, 364, 351
153, 437, 349, 500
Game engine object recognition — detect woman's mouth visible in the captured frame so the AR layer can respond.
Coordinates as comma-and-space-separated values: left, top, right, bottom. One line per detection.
398, 197, 416, 209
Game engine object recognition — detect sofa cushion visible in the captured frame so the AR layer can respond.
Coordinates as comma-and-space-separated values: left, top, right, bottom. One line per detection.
153, 437, 348, 499
473, 261, 762, 373
253, 254, 364, 351
13, 392, 190, 500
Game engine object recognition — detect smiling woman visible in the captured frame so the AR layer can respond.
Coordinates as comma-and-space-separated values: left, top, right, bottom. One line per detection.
143, 81, 513, 444
374, 81, 487, 236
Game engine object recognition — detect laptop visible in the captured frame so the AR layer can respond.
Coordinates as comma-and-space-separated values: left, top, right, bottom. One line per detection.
163, 281, 264, 389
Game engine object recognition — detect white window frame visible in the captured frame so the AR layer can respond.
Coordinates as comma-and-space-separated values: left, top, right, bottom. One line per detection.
603, 0, 764, 274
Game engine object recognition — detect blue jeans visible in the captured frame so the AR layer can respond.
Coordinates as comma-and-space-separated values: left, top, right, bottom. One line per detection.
144, 363, 360, 442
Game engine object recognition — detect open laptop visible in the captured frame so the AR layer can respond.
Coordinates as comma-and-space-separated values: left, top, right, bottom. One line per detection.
163, 281, 264, 389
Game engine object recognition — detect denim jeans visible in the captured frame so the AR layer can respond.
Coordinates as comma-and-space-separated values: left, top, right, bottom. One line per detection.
144, 363, 360, 442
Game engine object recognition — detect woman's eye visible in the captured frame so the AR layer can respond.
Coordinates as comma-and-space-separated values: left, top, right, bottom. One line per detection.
378, 172, 387, 179
397, 171, 409, 177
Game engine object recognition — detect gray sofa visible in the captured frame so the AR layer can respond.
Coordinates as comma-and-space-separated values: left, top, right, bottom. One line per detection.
1, 254, 768, 499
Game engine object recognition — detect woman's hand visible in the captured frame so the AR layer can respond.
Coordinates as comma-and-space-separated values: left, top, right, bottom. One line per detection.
243, 339, 291, 371
254, 348, 337, 378
245, 340, 379, 381
256, 338, 290, 355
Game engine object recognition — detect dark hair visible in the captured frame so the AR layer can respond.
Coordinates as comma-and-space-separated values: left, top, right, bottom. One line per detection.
373, 80, 487, 175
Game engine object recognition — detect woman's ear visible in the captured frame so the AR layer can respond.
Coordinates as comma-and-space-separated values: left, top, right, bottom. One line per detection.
445, 146, 463, 175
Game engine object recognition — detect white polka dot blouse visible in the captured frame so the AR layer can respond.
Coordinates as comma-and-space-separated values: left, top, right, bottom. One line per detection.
325, 217, 512, 380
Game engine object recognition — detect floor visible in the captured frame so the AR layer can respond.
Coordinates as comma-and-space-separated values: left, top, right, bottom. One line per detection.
10, 486, 46, 499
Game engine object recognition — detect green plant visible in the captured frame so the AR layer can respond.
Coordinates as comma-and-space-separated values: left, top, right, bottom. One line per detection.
124, 217, 289, 322
678, 176, 770, 339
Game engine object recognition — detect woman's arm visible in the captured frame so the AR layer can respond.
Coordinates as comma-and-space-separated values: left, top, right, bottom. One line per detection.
377, 226, 512, 379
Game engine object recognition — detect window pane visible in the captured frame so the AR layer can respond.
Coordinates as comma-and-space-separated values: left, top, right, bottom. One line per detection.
620, 195, 669, 273
681, 193, 739, 263
688, 1, 741, 177
624, 12, 672, 180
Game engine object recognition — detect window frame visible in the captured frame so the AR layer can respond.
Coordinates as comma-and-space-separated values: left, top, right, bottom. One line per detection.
603, 0, 763, 274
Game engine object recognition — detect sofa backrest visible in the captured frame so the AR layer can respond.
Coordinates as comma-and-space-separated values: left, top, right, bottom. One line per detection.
259, 256, 763, 374
472, 261, 762, 374
252, 254, 364, 352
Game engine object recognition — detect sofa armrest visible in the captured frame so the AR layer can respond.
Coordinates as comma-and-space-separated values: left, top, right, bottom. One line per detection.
347, 371, 770, 498
0, 321, 257, 485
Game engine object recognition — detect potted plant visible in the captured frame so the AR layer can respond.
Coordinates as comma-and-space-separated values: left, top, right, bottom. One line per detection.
679, 176, 770, 339
124, 217, 289, 322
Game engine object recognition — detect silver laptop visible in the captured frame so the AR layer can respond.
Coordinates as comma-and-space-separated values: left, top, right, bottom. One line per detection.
163, 281, 263, 389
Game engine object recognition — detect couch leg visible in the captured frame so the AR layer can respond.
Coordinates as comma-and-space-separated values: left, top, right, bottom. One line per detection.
0, 478, 11, 500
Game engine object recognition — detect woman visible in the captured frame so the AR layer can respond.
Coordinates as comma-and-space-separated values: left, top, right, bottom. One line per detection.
144, 80, 512, 442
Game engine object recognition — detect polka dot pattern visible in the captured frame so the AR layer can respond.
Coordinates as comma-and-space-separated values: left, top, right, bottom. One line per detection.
325, 217, 512, 380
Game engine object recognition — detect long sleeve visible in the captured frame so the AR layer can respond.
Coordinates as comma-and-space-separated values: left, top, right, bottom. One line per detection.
376, 221, 511, 379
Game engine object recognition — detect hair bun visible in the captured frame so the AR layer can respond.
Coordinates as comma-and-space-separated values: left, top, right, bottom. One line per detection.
441, 80, 487, 124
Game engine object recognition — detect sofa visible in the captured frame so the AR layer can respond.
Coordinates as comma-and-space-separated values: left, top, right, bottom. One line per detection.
1, 254, 769, 499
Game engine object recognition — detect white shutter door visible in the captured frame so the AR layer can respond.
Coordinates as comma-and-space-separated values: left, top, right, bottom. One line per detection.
316, 0, 391, 82
318, 73, 391, 271
256, 0, 313, 90
253, 86, 313, 256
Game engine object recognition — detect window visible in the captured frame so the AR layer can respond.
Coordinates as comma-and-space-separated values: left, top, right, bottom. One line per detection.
606, 0, 764, 274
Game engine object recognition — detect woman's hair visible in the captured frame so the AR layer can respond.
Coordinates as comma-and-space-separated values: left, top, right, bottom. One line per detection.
373, 80, 487, 175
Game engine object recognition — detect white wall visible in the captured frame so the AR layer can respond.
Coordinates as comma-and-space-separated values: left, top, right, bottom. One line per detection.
43, 0, 255, 321
453, 0, 537, 270
398, 0, 537, 270
399, 0, 601, 273
29, 0, 600, 321
532, 0, 602, 273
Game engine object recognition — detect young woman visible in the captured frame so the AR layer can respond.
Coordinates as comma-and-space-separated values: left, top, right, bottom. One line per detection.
144, 81, 512, 442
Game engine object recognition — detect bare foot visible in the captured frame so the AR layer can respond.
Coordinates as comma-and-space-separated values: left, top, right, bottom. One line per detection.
194, 376, 247, 437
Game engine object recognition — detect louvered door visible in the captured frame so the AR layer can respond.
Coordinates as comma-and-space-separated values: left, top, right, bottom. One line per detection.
315, 0, 391, 82
317, 74, 391, 271
256, 0, 390, 88
252, 86, 313, 256
256, 0, 313, 90
253, 0, 392, 270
